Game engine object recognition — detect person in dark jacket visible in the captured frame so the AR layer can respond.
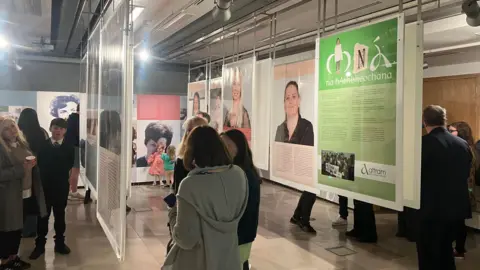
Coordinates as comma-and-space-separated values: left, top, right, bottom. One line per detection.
30, 118, 75, 260
221, 129, 260, 270
417, 105, 472, 270
17, 108, 49, 238
65, 104, 83, 200
447, 121, 477, 259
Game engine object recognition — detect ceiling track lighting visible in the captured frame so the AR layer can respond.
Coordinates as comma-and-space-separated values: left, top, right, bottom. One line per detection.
462, 0, 480, 27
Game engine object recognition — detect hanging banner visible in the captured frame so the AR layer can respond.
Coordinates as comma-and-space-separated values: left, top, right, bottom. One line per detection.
209, 77, 223, 132
187, 80, 207, 117
135, 95, 182, 183
316, 16, 404, 210
222, 57, 255, 141
270, 59, 317, 193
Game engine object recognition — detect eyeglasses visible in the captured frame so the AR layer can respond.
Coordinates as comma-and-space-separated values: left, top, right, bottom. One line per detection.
448, 129, 458, 133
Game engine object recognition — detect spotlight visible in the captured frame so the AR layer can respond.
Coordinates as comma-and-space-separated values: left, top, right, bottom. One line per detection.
212, 0, 232, 21
462, 0, 480, 27
0, 35, 10, 50
139, 49, 150, 61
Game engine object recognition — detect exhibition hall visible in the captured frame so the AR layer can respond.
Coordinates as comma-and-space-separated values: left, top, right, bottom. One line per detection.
1, 0, 480, 269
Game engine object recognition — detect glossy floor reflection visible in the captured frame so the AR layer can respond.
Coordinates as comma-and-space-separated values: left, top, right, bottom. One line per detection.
20, 182, 480, 269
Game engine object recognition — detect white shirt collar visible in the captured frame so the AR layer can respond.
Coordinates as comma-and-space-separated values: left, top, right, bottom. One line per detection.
51, 138, 63, 145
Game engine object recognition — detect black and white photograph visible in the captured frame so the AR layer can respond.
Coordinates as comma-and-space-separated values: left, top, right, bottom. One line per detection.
321, 150, 355, 181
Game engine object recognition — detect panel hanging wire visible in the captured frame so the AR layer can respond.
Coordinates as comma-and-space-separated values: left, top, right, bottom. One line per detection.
273, 13, 277, 60
417, 0, 422, 21
334, 0, 339, 30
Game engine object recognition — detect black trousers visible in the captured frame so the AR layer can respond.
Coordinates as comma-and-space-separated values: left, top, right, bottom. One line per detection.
416, 220, 457, 270
454, 220, 467, 254
0, 230, 22, 259
353, 200, 377, 241
293, 191, 316, 225
339, 196, 348, 218
397, 207, 418, 241
36, 196, 68, 247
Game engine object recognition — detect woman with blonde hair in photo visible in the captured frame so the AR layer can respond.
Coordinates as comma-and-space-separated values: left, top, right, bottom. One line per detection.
0, 116, 47, 270
224, 67, 251, 129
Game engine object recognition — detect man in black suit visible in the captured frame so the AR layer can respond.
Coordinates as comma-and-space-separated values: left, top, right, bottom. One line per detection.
417, 105, 472, 270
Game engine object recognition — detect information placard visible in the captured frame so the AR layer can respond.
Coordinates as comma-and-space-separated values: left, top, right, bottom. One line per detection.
316, 16, 404, 210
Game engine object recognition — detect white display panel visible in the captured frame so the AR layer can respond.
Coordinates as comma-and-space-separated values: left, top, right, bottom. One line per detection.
270, 56, 318, 194
402, 21, 423, 209
252, 59, 272, 171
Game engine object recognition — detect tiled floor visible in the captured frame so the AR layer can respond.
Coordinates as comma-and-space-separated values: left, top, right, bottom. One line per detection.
20, 182, 480, 269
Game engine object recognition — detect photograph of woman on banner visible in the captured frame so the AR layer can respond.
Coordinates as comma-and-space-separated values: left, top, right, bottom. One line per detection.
274, 81, 314, 146
136, 122, 174, 168
192, 92, 201, 117
224, 67, 251, 129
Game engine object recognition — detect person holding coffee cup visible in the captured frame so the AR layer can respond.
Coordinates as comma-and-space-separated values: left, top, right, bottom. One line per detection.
0, 116, 47, 269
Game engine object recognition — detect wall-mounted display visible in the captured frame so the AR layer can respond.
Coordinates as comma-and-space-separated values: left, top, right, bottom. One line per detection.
316, 16, 404, 209
222, 58, 255, 141
135, 95, 182, 183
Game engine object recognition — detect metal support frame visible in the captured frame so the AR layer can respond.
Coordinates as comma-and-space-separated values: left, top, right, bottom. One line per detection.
417, 0, 422, 21
272, 13, 277, 59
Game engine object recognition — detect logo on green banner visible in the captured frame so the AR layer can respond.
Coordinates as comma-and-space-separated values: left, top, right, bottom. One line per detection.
319, 18, 398, 90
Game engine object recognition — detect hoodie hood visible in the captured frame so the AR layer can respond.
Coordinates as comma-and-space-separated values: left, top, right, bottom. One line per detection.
177, 165, 249, 233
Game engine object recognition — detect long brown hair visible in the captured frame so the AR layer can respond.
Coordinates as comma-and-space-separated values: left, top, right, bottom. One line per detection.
221, 129, 259, 179
450, 121, 475, 146
183, 126, 232, 170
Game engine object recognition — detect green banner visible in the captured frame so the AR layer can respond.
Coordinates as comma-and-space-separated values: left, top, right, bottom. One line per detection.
317, 18, 398, 202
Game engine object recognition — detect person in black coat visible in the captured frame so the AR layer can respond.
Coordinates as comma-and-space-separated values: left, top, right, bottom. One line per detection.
221, 129, 261, 270
17, 108, 49, 238
417, 105, 472, 270
30, 118, 75, 260
65, 104, 83, 199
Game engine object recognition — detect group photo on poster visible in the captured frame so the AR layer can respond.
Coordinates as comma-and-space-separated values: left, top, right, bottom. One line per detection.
321, 150, 355, 180
270, 59, 316, 188
209, 78, 223, 132
187, 81, 207, 117
37, 92, 80, 130
222, 59, 254, 140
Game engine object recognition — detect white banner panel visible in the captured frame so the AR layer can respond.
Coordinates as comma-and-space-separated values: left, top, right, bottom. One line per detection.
402, 21, 423, 209
252, 59, 272, 170
270, 56, 318, 194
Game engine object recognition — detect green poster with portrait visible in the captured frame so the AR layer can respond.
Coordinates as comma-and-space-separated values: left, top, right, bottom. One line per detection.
317, 17, 402, 207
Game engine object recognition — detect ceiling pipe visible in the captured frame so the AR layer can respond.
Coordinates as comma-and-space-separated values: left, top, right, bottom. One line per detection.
171, 0, 440, 61
189, 0, 454, 66
423, 41, 480, 54
64, 0, 87, 54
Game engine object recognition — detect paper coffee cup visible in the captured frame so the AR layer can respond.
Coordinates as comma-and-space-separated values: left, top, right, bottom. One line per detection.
25, 156, 36, 161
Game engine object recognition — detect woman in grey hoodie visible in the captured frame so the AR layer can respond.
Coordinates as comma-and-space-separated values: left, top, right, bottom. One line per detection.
163, 126, 248, 270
